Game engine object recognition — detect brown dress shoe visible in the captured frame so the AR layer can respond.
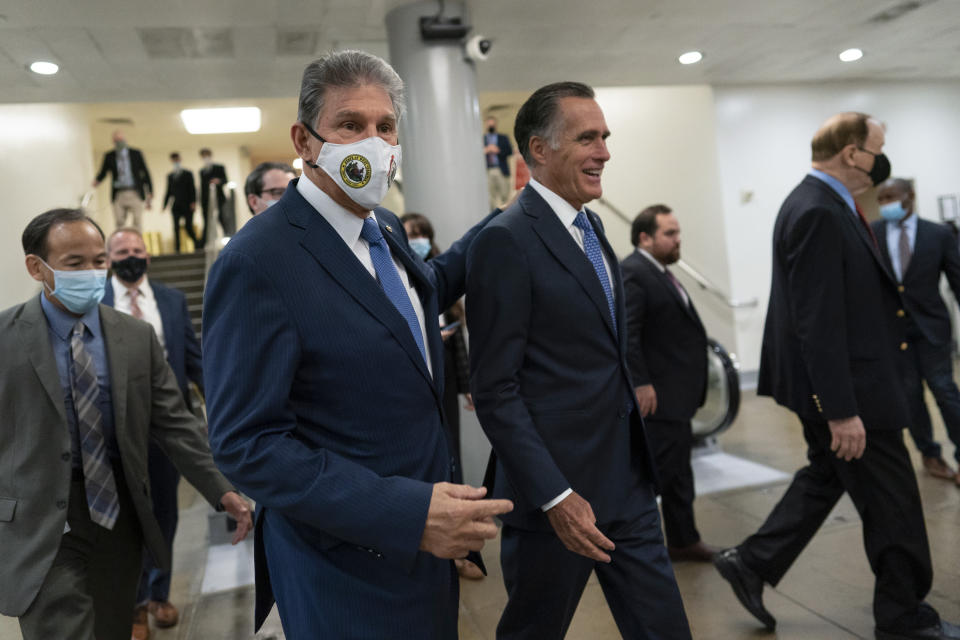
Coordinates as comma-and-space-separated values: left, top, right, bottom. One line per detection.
148, 601, 179, 628
131, 604, 150, 640
922, 456, 956, 480
668, 541, 721, 563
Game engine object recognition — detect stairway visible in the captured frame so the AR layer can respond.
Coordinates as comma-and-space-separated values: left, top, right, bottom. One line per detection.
148, 251, 206, 338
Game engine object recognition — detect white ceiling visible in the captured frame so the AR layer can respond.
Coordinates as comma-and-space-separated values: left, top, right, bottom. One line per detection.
3, 0, 959, 105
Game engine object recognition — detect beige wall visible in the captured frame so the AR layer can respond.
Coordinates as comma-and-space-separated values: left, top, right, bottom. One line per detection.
0, 103, 95, 310
594, 85, 736, 352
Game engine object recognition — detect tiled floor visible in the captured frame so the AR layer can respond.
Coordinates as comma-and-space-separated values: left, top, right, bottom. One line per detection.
2, 391, 958, 639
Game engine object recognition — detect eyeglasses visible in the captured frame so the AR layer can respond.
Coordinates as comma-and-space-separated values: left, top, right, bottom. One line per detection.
259, 188, 286, 199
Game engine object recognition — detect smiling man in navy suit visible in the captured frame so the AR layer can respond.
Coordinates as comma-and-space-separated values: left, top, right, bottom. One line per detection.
467, 82, 691, 640
871, 178, 960, 486
202, 50, 512, 639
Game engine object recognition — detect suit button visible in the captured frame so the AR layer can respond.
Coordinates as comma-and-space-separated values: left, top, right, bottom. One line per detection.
61, 452, 70, 461
900, 342, 909, 351
896, 309, 905, 318
56, 500, 67, 509
898, 285, 905, 293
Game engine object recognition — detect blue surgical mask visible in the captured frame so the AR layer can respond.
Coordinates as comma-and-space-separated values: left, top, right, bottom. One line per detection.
409, 237, 432, 259
880, 201, 908, 222
39, 259, 107, 314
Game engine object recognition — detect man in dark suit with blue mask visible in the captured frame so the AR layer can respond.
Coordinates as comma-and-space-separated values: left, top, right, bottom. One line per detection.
202, 50, 512, 639
467, 82, 691, 640
872, 178, 960, 486
103, 227, 204, 637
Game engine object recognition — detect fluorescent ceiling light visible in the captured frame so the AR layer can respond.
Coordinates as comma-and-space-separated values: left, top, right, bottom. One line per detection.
30, 61, 59, 75
292, 158, 303, 171
180, 107, 261, 134
678, 51, 703, 65
839, 48, 863, 62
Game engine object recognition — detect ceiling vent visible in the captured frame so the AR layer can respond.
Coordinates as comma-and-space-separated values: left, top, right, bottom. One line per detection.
277, 30, 318, 56
138, 27, 234, 59
867, 0, 927, 23
97, 117, 135, 126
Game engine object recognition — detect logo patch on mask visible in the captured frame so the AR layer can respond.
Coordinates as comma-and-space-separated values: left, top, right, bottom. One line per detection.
387, 154, 398, 187
340, 154, 372, 188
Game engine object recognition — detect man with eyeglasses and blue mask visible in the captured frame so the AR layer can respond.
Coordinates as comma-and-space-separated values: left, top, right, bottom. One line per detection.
244, 161, 297, 217
0, 208, 251, 640
202, 49, 511, 639
871, 177, 960, 488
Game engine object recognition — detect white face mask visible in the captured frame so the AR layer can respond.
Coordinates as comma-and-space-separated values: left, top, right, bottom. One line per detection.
303, 122, 401, 211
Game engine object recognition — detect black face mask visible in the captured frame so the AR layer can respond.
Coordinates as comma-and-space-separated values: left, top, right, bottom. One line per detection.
487, 126, 496, 134
857, 148, 891, 186
112, 256, 148, 283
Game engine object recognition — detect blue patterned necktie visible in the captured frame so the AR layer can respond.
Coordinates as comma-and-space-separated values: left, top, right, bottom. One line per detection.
360, 217, 428, 365
573, 211, 617, 333
70, 321, 120, 530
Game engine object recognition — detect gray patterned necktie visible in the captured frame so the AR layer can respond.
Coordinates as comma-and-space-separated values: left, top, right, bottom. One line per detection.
70, 321, 119, 529
899, 223, 912, 280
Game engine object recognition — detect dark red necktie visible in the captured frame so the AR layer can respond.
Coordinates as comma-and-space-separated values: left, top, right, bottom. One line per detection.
854, 204, 878, 249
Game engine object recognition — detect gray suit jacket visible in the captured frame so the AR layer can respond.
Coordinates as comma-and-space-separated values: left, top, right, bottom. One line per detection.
0, 297, 233, 616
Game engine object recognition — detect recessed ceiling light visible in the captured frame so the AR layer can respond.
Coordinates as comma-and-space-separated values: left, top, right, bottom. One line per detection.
839, 48, 863, 62
180, 107, 261, 134
678, 51, 703, 65
29, 61, 59, 75
292, 158, 303, 171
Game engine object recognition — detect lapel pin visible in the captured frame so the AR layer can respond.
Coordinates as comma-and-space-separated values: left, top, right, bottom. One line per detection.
385, 225, 393, 233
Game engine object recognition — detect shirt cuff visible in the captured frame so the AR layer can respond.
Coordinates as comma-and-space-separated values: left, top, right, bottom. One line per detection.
541, 488, 572, 512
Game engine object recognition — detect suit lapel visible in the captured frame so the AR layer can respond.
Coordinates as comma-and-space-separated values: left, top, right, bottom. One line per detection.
526, 190, 617, 341
100, 306, 129, 443
874, 220, 894, 274
16, 298, 67, 425
903, 219, 922, 281
153, 285, 178, 354
297, 206, 437, 392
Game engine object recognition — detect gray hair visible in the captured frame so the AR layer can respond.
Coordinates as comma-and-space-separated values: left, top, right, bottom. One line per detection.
298, 50, 406, 129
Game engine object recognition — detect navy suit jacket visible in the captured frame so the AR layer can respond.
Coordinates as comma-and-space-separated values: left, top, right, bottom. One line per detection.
757, 175, 909, 430
871, 217, 960, 346
621, 251, 708, 422
103, 278, 203, 402
466, 185, 655, 532
202, 180, 496, 634
484, 132, 512, 176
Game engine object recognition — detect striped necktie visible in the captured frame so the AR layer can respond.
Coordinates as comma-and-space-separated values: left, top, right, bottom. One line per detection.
899, 222, 912, 279
70, 321, 120, 529
359, 218, 428, 365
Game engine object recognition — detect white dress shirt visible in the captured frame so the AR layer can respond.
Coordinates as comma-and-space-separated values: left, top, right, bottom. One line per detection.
637, 248, 690, 306
296, 175, 432, 376
528, 177, 622, 511
111, 274, 167, 356
527, 178, 616, 303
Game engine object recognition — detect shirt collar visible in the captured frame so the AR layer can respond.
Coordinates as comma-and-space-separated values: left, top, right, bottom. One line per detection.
888, 212, 919, 232
808, 168, 857, 216
296, 172, 376, 247
39, 292, 103, 342
111, 274, 153, 301
636, 247, 666, 272
528, 177, 583, 229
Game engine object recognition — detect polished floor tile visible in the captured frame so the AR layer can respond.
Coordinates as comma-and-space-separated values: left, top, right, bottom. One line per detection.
2, 390, 958, 639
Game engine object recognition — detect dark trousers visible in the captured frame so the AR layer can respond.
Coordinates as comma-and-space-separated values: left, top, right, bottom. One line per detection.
903, 334, 960, 463
19, 465, 142, 640
136, 442, 180, 604
496, 484, 691, 640
645, 418, 700, 548
171, 205, 198, 253
739, 417, 935, 631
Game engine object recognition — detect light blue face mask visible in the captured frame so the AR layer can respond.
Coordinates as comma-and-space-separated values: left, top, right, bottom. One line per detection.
39, 259, 107, 314
409, 237, 432, 259
880, 201, 908, 222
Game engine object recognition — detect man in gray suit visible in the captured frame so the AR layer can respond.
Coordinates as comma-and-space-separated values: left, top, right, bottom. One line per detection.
0, 208, 252, 640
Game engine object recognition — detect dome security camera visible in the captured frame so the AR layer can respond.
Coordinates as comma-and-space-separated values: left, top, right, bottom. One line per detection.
465, 34, 492, 62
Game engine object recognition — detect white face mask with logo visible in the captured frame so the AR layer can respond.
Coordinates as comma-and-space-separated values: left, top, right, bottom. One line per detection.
302, 121, 401, 211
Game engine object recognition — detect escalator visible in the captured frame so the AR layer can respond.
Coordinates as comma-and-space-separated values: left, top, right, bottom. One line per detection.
691, 339, 741, 443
